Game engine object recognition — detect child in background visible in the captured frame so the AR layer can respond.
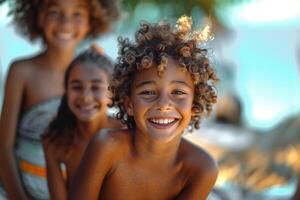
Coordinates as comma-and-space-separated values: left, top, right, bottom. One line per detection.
0, 0, 120, 199
42, 48, 122, 200
69, 16, 219, 200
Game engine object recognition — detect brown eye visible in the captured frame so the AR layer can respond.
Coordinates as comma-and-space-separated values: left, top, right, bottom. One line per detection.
73, 9, 88, 19
172, 89, 186, 95
73, 11, 83, 18
70, 85, 82, 91
91, 85, 100, 91
47, 8, 60, 18
139, 90, 156, 96
138, 90, 157, 100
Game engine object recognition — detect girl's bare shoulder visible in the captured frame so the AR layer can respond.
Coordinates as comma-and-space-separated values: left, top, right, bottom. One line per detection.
8, 54, 42, 79
10, 53, 41, 68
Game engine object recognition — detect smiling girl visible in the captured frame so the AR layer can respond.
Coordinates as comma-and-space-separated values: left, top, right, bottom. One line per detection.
42, 48, 122, 200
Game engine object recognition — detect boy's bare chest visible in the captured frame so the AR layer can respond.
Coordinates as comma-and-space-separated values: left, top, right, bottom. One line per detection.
100, 161, 186, 200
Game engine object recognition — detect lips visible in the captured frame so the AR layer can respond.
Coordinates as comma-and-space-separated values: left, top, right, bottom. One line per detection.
76, 103, 99, 112
56, 32, 74, 41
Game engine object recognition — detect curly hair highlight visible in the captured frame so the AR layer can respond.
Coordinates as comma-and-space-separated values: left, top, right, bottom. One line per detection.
111, 18, 218, 131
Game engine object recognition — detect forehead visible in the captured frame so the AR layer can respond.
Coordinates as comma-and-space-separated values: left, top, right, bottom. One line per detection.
69, 62, 108, 81
133, 58, 193, 86
43, 0, 89, 8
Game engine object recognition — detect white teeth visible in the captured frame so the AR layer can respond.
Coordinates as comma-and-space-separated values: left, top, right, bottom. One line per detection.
57, 32, 73, 40
150, 118, 175, 125
79, 104, 96, 111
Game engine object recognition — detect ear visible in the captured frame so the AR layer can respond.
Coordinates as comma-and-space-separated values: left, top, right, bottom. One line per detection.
124, 96, 133, 116
191, 106, 198, 117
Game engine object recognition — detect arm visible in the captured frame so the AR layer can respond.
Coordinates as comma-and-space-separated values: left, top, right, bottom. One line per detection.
42, 138, 67, 200
176, 168, 218, 200
0, 63, 28, 200
68, 131, 118, 200
176, 151, 218, 200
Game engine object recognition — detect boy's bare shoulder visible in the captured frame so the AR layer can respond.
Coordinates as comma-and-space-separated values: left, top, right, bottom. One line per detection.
176, 139, 218, 199
89, 129, 132, 156
180, 138, 218, 177
107, 117, 126, 129
93, 128, 131, 145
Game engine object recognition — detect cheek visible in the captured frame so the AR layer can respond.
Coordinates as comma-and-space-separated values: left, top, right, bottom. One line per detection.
76, 18, 90, 32
178, 97, 193, 108
177, 99, 194, 116
95, 90, 110, 102
43, 15, 60, 27
132, 97, 148, 110
67, 90, 77, 104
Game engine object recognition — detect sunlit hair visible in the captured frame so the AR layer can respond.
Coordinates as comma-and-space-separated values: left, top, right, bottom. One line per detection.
111, 16, 218, 131
42, 48, 113, 148
10, 0, 120, 41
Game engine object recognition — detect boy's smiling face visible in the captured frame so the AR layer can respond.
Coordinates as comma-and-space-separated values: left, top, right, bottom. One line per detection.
126, 58, 194, 142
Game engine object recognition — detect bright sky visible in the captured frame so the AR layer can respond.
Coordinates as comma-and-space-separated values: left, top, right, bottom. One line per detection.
216, 0, 300, 130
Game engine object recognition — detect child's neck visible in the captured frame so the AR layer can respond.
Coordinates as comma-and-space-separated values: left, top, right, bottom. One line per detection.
40, 47, 74, 69
133, 131, 182, 164
77, 117, 109, 141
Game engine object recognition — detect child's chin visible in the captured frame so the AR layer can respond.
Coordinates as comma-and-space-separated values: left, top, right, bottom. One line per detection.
151, 134, 179, 143
76, 114, 98, 122
147, 129, 180, 142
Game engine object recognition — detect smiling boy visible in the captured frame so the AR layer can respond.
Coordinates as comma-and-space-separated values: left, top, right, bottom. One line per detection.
69, 17, 219, 200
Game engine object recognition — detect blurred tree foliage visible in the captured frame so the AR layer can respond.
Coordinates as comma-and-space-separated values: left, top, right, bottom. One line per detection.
122, 0, 250, 17
121, 0, 251, 32
0, 0, 251, 32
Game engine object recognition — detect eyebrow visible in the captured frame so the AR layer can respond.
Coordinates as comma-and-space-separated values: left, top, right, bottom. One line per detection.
74, 3, 89, 9
47, 2, 88, 8
135, 80, 155, 88
70, 79, 104, 84
135, 80, 193, 89
172, 80, 193, 89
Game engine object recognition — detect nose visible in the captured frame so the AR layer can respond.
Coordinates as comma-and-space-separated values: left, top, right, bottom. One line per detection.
60, 14, 72, 29
81, 88, 93, 103
155, 93, 172, 111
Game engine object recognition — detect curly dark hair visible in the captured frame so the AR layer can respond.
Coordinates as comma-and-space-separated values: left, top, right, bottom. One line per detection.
42, 48, 114, 147
111, 19, 218, 131
10, 0, 121, 41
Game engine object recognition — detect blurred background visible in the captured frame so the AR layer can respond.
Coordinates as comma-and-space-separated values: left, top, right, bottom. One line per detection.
1, 0, 300, 199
